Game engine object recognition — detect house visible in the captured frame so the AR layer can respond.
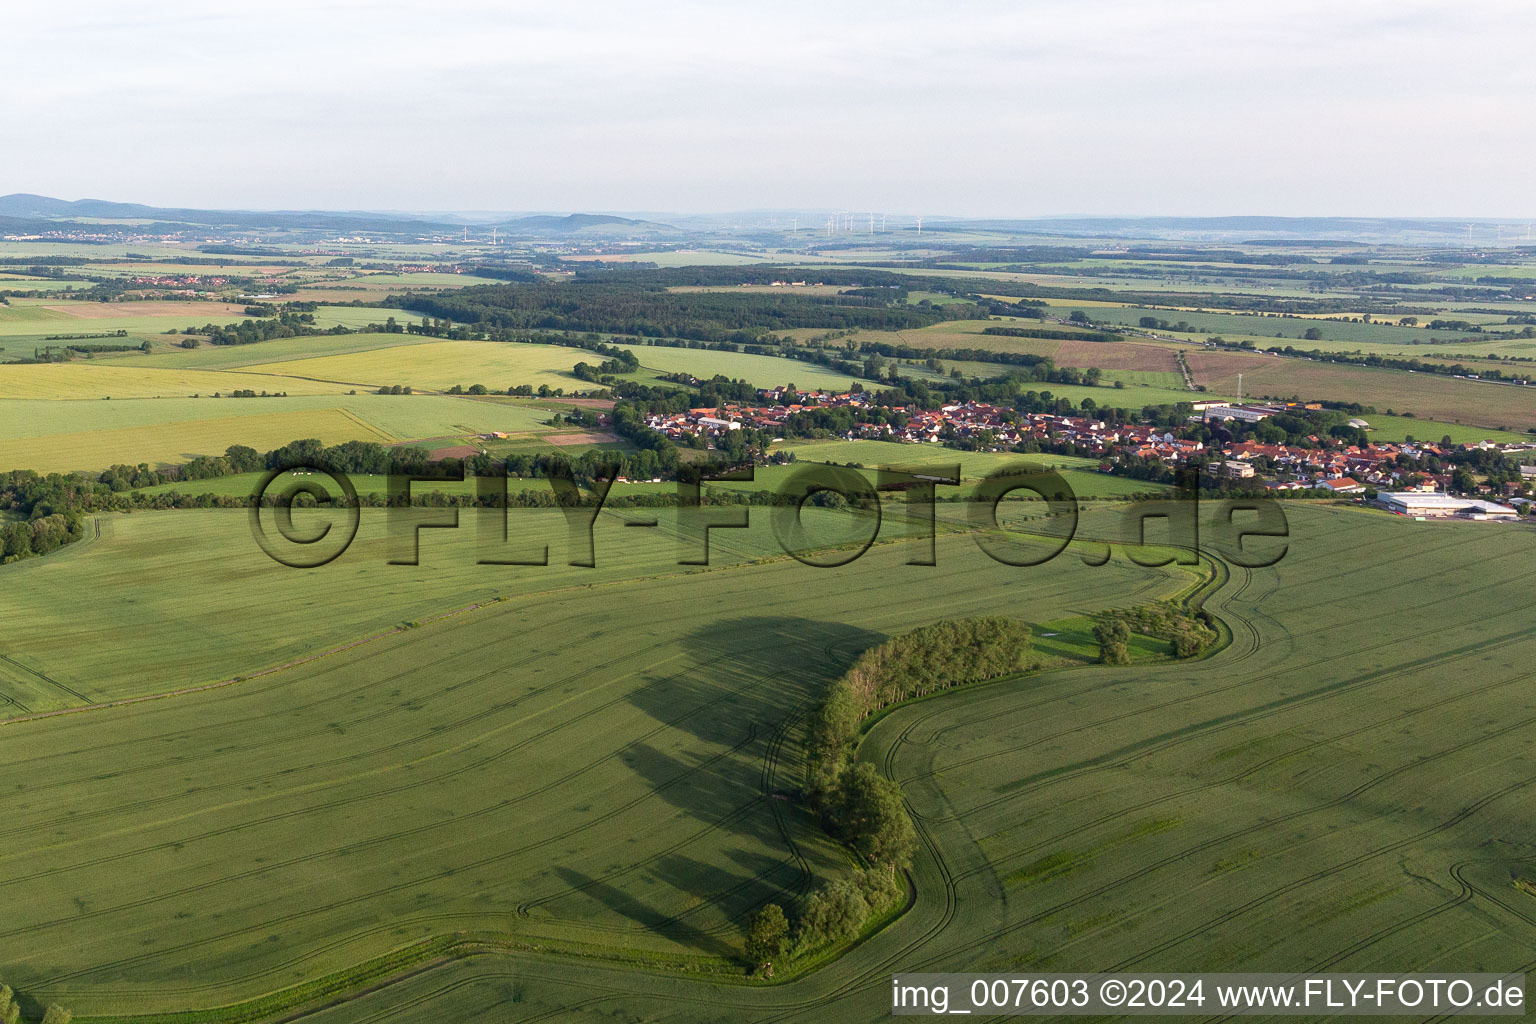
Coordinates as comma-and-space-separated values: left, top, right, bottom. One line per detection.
1318, 478, 1364, 494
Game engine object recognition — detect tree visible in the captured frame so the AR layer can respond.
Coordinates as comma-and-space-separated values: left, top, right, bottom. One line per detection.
1303, 327, 1323, 341
743, 903, 789, 975
0, 985, 20, 1024
835, 763, 915, 867
1094, 617, 1132, 665
41, 1006, 72, 1024
796, 878, 870, 951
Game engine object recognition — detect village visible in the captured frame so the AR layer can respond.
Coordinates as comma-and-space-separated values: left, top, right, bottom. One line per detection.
644, 386, 1536, 519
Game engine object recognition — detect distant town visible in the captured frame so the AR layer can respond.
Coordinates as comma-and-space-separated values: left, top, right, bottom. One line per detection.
647, 387, 1536, 519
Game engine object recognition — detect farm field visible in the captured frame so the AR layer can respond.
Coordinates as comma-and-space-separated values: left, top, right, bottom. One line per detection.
0, 363, 356, 400
305, 306, 424, 330
846, 321, 1186, 374
223, 340, 590, 392
0, 298, 255, 339
4, 503, 1082, 711
614, 343, 877, 391
768, 439, 1172, 499
2, 507, 1534, 1020
1359, 414, 1531, 445
129, 332, 440, 369
1184, 349, 1536, 430
1079, 302, 1501, 347
0, 407, 389, 474
0, 509, 1187, 1017
0, 395, 577, 473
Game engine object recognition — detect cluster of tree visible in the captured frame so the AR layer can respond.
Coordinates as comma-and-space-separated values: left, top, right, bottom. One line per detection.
0, 472, 91, 564
394, 272, 973, 343
1, 983, 71, 1024
571, 345, 641, 381
1094, 603, 1217, 663
177, 310, 329, 346
804, 617, 1030, 866
0, 512, 83, 564
742, 867, 902, 976
983, 325, 1122, 343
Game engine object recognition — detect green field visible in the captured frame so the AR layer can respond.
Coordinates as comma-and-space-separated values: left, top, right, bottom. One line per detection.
616, 343, 879, 391
2, 506, 1535, 1020
222, 340, 591, 392
1360, 414, 1532, 445
0, 298, 255, 340
769, 439, 1172, 498
1186, 349, 1536, 430
129, 332, 441, 370
0, 363, 356, 400
0, 395, 574, 473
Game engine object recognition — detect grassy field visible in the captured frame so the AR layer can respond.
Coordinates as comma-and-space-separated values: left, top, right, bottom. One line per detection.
615, 344, 878, 391
0, 507, 1189, 1017
223, 340, 591, 392
0, 298, 255, 340
1185, 349, 1536, 430
0, 363, 356, 400
769, 439, 1172, 498
0, 395, 574, 473
0, 407, 391, 474
1360, 414, 1532, 445
2, 506, 1534, 1021
129, 332, 441, 370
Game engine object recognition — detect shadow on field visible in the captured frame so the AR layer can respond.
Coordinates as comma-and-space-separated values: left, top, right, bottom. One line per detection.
552, 866, 739, 959
631, 615, 886, 750
621, 617, 885, 813
609, 617, 884, 919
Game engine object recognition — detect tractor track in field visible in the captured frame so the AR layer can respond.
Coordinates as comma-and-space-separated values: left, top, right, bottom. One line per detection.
25, 514, 1525, 1021
893, 530, 1513, 797
1103, 772, 1536, 973
908, 612, 1536, 827
896, 738, 1536, 978
18, 613, 844, 994
965, 661, 1536, 887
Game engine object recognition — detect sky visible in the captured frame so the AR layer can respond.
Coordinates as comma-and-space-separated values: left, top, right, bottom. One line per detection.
5, 0, 1534, 218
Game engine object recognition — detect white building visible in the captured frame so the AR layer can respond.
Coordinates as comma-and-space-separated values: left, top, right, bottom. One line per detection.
1377, 492, 1519, 519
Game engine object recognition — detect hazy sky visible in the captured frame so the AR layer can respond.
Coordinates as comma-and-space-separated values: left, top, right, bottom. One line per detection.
6, 0, 1533, 217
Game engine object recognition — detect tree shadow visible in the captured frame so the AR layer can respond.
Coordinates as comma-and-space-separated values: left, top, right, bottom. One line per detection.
551, 865, 739, 960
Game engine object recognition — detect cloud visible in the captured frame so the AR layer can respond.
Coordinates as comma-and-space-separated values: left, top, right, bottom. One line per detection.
3, 0, 1533, 215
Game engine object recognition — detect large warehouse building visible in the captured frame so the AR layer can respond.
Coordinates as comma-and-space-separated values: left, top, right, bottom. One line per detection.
1377, 492, 1520, 518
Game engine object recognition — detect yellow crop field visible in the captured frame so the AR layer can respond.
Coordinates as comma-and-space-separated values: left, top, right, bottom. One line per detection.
0, 363, 355, 399
235, 339, 586, 391
0, 407, 394, 474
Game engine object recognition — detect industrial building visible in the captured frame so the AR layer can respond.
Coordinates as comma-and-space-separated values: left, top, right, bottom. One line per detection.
1377, 492, 1520, 519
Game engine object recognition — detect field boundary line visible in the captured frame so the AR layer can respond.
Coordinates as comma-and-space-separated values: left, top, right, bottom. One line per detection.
332, 406, 398, 443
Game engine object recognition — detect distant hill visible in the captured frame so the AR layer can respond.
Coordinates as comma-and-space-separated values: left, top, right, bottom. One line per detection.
0, 195, 672, 237
934, 215, 1519, 243
494, 213, 672, 234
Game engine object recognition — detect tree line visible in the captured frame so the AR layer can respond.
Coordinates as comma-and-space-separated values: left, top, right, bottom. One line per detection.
739, 617, 1033, 975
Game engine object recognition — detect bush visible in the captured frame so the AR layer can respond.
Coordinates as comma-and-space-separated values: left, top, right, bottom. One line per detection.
743, 903, 789, 974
